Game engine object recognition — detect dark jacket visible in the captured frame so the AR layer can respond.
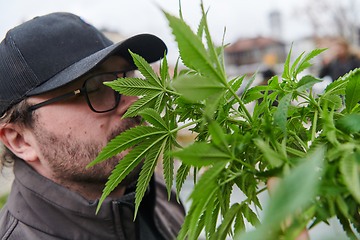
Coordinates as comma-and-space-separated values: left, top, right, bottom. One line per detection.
0, 160, 185, 240
319, 55, 360, 81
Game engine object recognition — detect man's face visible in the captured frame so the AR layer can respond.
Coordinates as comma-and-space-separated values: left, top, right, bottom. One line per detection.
27, 56, 141, 185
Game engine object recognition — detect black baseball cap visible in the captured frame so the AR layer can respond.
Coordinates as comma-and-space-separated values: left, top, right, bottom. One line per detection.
0, 12, 167, 115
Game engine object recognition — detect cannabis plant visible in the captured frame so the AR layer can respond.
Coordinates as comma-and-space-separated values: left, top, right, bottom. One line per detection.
88, 2, 360, 239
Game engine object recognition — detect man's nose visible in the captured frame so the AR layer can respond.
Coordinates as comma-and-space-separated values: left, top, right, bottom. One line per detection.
114, 95, 138, 117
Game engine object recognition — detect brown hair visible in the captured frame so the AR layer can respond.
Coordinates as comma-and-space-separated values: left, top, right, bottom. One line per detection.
0, 100, 35, 172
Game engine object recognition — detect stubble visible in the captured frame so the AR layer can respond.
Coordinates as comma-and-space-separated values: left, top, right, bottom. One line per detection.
33, 115, 142, 186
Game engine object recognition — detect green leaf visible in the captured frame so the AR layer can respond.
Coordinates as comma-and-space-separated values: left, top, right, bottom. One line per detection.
263, 147, 324, 230
96, 135, 165, 214
296, 75, 322, 92
320, 94, 343, 110
164, 11, 224, 84
173, 57, 180, 79
273, 92, 292, 136
163, 136, 174, 200
282, 43, 293, 80
177, 200, 195, 239
196, 7, 206, 38
253, 139, 285, 167
239, 148, 324, 240
241, 69, 259, 101
242, 203, 260, 228
175, 163, 190, 202
139, 108, 168, 130
188, 162, 226, 239
336, 209, 359, 240
226, 75, 246, 100
335, 195, 350, 219
105, 77, 161, 96
269, 75, 281, 90
324, 121, 339, 147
204, 91, 225, 122
290, 51, 305, 78
193, 213, 206, 240
171, 142, 231, 167
87, 125, 164, 167
200, 3, 226, 82
323, 77, 347, 96
294, 48, 327, 77
208, 121, 228, 149
234, 211, 246, 234
129, 50, 163, 88
345, 68, 360, 113
154, 92, 165, 112
134, 137, 166, 217
204, 197, 215, 239
215, 203, 242, 240
242, 85, 268, 104
171, 74, 225, 102
123, 92, 161, 118
336, 114, 360, 134
209, 201, 221, 239
189, 161, 226, 201
339, 153, 360, 204
160, 52, 169, 86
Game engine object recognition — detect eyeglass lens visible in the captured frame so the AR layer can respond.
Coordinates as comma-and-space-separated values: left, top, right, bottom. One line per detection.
85, 73, 121, 112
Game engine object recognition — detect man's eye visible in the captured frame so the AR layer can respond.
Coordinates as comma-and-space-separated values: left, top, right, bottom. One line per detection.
87, 87, 100, 94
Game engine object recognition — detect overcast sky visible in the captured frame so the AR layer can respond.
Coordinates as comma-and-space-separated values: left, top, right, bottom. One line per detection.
1, 0, 358, 64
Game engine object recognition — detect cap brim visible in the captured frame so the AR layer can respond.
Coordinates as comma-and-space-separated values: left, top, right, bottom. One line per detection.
26, 34, 167, 96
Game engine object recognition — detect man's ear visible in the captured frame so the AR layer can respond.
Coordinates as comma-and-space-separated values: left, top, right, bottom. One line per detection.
0, 123, 38, 162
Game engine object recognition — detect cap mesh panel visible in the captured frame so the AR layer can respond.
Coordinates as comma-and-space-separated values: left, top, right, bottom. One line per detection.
0, 34, 40, 114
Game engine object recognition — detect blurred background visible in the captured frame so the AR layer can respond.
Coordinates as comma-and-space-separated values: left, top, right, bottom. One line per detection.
2, 0, 360, 83
1, 0, 360, 239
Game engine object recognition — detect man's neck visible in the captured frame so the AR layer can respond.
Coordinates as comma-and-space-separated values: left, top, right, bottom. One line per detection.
29, 161, 126, 200
53, 177, 126, 200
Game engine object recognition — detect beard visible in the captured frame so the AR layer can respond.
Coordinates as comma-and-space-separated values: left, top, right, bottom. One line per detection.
32, 115, 142, 186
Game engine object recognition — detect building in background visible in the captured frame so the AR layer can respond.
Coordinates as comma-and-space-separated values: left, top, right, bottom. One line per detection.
224, 9, 286, 78
269, 10, 282, 41
224, 36, 287, 78
225, 36, 286, 67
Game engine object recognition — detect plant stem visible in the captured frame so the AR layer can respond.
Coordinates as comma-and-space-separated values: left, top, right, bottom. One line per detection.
170, 119, 202, 134
227, 86, 253, 123
298, 92, 321, 113
311, 110, 318, 143
166, 89, 181, 96
289, 131, 309, 152
286, 146, 306, 158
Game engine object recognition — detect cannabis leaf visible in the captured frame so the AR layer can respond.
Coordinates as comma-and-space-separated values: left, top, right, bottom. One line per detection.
171, 142, 231, 167
293, 48, 327, 78
135, 137, 166, 217
176, 163, 190, 202
94, 2, 360, 239
96, 134, 165, 213
238, 148, 324, 240
164, 11, 225, 84
296, 75, 322, 92
171, 74, 225, 102
87, 125, 164, 167
273, 92, 292, 136
345, 68, 360, 113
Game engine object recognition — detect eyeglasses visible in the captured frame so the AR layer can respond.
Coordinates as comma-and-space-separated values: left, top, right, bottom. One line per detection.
28, 70, 131, 113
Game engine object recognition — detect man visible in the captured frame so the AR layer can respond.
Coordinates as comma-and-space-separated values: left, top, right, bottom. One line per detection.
319, 36, 360, 81
0, 12, 185, 239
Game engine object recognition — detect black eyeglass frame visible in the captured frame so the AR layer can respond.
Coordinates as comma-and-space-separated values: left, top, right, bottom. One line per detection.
28, 70, 129, 113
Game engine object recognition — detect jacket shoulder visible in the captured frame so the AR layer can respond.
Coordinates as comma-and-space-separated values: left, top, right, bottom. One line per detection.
0, 205, 62, 240
0, 205, 18, 240
153, 174, 185, 239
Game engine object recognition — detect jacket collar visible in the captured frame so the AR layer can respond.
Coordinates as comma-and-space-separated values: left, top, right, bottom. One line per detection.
7, 160, 153, 239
